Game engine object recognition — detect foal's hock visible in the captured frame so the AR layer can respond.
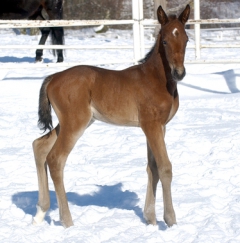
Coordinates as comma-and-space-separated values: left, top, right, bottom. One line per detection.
33, 5, 190, 228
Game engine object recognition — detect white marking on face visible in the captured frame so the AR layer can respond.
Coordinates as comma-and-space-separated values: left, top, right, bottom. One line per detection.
172, 28, 178, 37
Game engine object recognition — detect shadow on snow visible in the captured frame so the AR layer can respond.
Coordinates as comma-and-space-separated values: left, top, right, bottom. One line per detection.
11, 183, 168, 228
180, 69, 240, 94
0, 56, 52, 63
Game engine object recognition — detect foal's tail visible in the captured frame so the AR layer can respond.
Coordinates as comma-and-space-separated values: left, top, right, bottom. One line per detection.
38, 76, 53, 133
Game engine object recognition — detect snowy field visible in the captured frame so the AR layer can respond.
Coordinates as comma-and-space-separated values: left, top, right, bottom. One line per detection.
0, 27, 240, 242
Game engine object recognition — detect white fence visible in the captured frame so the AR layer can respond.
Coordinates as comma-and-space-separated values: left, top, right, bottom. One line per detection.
0, 0, 240, 68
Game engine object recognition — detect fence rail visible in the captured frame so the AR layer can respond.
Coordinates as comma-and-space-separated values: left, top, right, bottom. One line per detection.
0, 19, 135, 28
0, 0, 240, 69
1, 18, 240, 52
0, 45, 134, 50
1, 18, 240, 28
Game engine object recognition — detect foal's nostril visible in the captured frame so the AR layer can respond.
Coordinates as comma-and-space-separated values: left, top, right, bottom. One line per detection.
172, 68, 186, 81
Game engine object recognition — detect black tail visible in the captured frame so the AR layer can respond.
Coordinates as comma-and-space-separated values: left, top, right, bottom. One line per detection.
38, 76, 53, 133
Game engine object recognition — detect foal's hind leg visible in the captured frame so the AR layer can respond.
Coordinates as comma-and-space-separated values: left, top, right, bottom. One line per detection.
32, 125, 59, 224
46, 115, 91, 228
141, 122, 176, 227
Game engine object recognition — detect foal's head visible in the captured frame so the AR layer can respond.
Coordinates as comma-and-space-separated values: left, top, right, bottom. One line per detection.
157, 5, 190, 81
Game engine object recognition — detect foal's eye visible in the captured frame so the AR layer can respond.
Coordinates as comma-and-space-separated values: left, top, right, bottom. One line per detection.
162, 40, 167, 45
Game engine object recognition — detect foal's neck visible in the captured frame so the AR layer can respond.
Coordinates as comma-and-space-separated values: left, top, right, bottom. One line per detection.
147, 34, 178, 98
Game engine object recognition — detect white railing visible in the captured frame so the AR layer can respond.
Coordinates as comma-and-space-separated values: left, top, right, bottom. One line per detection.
0, 19, 137, 69
0, 0, 240, 68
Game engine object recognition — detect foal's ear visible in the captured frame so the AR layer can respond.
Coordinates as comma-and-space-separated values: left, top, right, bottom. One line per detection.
178, 4, 190, 25
157, 5, 168, 26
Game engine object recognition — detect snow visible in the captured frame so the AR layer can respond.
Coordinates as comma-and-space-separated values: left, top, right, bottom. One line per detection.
0, 27, 240, 242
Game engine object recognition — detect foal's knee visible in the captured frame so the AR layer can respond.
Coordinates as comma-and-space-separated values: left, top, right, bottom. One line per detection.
158, 163, 173, 182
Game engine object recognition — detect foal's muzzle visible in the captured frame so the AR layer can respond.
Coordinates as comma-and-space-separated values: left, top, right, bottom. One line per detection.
172, 67, 186, 81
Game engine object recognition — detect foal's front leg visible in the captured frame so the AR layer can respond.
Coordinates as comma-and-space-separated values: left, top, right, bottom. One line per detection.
141, 122, 176, 227
143, 142, 159, 225
32, 125, 59, 224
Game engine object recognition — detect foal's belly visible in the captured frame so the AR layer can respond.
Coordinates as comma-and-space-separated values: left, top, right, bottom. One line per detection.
90, 105, 140, 127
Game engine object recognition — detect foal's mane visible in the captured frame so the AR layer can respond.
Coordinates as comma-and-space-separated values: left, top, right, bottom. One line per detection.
138, 44, 155, 64
168, 15, 177, 20
138, 14, 178, 64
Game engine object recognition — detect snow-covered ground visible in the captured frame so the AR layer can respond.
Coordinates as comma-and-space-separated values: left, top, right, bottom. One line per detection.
0, 27, 240, 242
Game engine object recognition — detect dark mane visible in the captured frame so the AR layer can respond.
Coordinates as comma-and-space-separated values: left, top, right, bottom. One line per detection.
138, 44, 156, 64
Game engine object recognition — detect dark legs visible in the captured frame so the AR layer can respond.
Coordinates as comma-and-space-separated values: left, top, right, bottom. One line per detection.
35, 27, 64, 63
35, 27, 50, 62
43, 0, 64, 63
51, 27, 64, 63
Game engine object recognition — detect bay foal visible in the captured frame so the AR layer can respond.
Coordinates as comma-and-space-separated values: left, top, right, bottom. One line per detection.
32, 5, 190, 228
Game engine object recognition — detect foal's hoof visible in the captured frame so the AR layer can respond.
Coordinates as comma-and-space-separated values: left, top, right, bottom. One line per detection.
32, 217, 43, 225
164, 215, 177, 227
144, 213, 157, 225
145, 218, 157, 225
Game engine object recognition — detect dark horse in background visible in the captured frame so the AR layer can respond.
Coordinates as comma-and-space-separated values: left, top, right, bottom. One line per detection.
0, 0, 64, 62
